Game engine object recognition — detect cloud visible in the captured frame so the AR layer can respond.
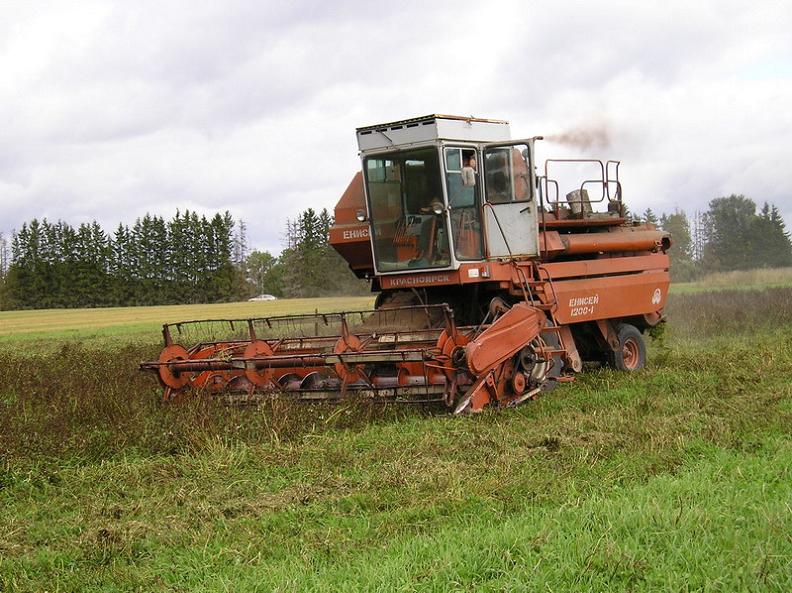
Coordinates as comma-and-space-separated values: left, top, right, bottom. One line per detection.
1, 0, 791, 253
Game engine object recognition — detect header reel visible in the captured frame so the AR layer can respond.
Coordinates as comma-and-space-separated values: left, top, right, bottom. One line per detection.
140, 301, 561, 413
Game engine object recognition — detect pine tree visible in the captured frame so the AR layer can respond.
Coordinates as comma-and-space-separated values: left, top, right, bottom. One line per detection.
233, 219, 248, 267
167, 210, 192, 304
701, 195, 757, 272
25, 220, 49, 308
753, 203, 792, 268
642, 208, 658, 226
51, 221, 77, 307
691, 209, 705, 262
277, 207, 369, 298
768, 204, 792, 265
700, 196, 792, 272
110, 224, 132, 306
0, 203, 442, 309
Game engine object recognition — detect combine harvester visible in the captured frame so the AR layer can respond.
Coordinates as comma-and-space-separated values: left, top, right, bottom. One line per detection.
141, 115, 671, 413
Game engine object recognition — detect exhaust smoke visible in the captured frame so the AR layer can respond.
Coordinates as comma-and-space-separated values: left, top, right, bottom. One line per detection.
545, 123, 611, 150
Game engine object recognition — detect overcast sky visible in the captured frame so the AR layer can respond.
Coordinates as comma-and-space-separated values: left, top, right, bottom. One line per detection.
2, 0, 791, 253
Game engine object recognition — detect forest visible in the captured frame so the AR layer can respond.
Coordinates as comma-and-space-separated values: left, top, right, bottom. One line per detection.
0, 194, 789, 310
0, 208, 365, 310
640, 195, 792, 281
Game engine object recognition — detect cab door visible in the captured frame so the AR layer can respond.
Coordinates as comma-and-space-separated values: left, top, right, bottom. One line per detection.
481, 140, 539, 257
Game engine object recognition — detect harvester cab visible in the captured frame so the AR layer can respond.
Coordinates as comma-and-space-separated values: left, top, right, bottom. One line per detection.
356, 116, 540, 273
141, 115, 671, 413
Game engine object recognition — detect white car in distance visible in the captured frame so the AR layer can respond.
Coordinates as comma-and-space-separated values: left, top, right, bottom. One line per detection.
248, 294, 278, 302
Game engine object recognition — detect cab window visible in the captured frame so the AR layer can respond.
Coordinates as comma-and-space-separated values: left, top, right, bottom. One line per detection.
484, 145, 532, 203
364, 148, 450, 272
445, 147, 483, 260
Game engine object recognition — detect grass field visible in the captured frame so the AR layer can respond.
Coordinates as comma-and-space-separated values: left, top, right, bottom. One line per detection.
1, 280, 791, 591
0, 296, 374, 347
672, 266, 792, 294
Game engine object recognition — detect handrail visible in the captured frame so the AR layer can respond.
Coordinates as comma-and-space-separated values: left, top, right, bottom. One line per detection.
540, 158, 623, 221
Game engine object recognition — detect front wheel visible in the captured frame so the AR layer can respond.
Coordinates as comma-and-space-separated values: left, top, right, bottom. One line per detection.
610, 323, 646, 371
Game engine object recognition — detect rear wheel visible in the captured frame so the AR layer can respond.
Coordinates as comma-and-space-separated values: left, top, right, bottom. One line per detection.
610, 323, 646, 371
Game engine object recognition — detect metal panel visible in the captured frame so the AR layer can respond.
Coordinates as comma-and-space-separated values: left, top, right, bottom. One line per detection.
357, 115, 511, 152
551, 271, 671, 324
357, 122, 439, 151
434, 118, 511, 143
483, 203, 539, 257
539, 254, 670, 279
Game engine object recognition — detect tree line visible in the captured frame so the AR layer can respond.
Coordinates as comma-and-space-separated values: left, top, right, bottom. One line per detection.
243, 207, 369, 299
0, 212, 240, 309
0, 208, 368, 310
0, 195, 789, 309
641, 195, 792, 281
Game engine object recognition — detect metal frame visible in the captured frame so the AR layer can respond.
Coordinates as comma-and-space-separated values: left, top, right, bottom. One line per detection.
537, 158, 625, 258
540, 158, 624, 215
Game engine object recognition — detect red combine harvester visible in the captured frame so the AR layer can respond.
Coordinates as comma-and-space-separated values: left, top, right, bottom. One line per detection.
141, 115, 671, 413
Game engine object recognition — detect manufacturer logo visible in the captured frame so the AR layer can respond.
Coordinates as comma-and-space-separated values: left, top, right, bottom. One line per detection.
342, 228, 369, 240
651, 288, 662, 305
387, 274, 451, 287
569, 294, 599, 317
568, 295, 599, 307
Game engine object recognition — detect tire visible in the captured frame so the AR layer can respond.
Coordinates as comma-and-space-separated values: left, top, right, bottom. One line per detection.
610, 323, 646, 371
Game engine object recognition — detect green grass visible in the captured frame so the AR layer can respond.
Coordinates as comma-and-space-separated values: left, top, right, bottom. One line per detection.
4, 434, 790, 591
1, 287, 791, 591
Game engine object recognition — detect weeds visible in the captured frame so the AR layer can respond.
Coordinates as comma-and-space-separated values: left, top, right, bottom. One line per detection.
665, 286, 792, 338
0, 343, 417, 465
0, 286, 789, 467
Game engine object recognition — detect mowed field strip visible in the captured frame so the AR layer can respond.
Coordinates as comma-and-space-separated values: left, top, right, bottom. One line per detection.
0, 296, 374, 342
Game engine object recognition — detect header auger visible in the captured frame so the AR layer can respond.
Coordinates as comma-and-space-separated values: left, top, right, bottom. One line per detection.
141, 114, 671, 412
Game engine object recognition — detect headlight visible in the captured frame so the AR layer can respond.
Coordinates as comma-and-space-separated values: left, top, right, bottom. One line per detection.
355, 209, 367, 222
431, 201, 444, 215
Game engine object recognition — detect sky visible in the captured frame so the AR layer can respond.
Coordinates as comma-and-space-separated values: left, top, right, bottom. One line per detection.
1, 0, 791, 254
